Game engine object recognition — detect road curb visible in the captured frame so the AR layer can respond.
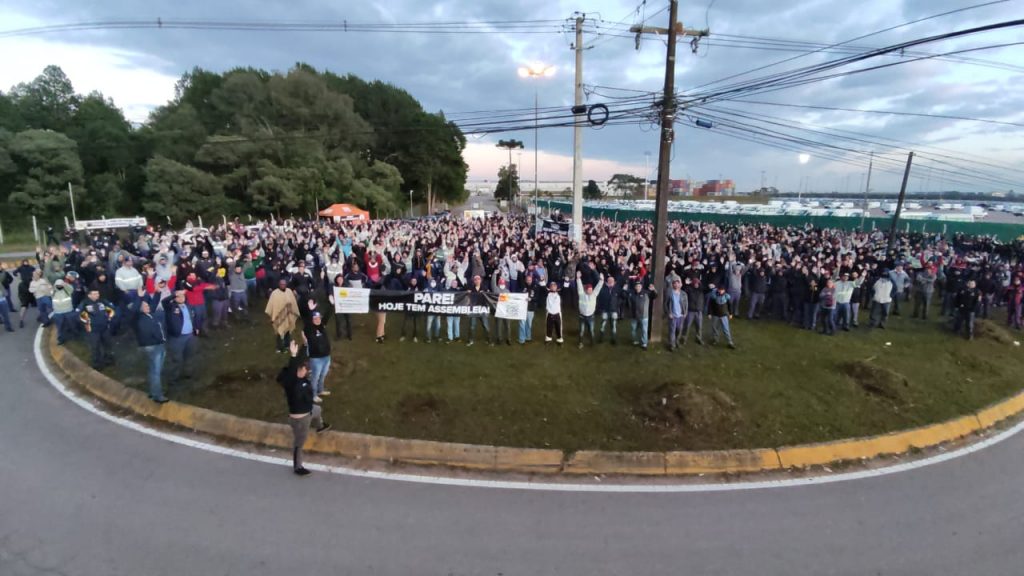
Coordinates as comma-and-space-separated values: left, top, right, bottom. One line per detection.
46, 328, 1024, 476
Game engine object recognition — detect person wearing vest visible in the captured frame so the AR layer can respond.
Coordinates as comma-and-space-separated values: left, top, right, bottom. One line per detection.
77, 288, 116, 370
51, 278, 76, 344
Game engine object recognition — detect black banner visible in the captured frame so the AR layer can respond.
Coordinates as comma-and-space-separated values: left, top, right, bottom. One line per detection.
535, 217, 570, 235
370, 290, 494, 315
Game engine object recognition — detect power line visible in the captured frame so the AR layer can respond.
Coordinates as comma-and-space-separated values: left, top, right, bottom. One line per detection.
688, 0, 1009, 92
718, 99, 1024, 129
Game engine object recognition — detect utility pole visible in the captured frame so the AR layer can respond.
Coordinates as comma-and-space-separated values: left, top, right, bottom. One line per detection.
68, 182, 78, 226
635, 0, 708, 344
887, 152, 915, 254
860, 151, 873, 229
534, 89, 539, 211
571, 14, 585, 243
644, 151, 651, 200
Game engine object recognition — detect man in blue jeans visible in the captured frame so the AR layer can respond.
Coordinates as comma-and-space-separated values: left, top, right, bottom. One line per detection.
518, 273, 545, 344
136, 300, 168, 403
664, 278, 687, 351
302, 310, 332, 401
162, 289, 198, 387
626, 280, 656, 351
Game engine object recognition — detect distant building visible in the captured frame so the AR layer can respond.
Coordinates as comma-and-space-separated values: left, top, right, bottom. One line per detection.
695, 179, 736, 197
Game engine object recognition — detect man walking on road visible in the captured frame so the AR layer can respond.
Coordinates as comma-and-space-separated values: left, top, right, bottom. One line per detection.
278, 340, 331, 476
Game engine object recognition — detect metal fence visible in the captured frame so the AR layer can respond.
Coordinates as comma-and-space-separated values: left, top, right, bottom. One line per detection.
540, 201, 1024, 242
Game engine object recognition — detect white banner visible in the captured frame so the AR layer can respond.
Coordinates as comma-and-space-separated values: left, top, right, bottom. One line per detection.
494, 292, 528, 321
332, 286, 370, 314
75, 217, 148, 230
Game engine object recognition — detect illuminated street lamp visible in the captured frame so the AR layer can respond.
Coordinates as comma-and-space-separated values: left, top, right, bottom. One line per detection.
517, 63, 556, 210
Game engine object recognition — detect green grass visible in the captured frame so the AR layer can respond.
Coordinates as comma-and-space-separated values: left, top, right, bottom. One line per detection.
68, 303, 1024, 453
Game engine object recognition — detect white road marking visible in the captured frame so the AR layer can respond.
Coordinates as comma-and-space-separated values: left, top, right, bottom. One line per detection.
34, 328, 1024, 493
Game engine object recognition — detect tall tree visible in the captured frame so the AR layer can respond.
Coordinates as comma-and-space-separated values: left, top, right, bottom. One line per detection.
607, 173, 645, 196
142, 156, 226, 222
494, 165, 519, 201
584, 179, 603, 200
9, 65, 79, 132
6, 129, 85, 217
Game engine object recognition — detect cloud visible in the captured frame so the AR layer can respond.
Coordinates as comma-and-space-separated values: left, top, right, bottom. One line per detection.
0, 0, 1021, 193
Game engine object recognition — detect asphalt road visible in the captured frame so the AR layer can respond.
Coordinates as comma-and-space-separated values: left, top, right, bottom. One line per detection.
3, 318, 1024, 574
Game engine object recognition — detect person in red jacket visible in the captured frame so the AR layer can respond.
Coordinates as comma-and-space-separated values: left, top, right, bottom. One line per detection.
182, 272, 215, 335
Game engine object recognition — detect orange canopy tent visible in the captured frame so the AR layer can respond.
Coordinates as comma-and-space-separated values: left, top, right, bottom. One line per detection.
319, 203, 370, 222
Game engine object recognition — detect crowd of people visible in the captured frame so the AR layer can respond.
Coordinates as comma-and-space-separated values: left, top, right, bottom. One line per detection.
3, 212, 1022, 474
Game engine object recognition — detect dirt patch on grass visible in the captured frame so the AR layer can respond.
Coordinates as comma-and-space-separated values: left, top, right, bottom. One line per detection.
840, 360, 908, 400
633, 383, 741, 435
211, 367, 275, 392
976, 320, 1016, 346
396, 393, 452, 430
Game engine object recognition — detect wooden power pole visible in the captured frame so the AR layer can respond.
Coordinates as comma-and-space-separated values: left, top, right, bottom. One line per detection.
633, 1, 708, 344
887, 151, 915, 254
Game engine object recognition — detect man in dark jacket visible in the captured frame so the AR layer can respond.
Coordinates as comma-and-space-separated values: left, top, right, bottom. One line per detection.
302, 310, 332, 399
625, 280, 656, 350
747, 267, 769, 320
595, 274, 623, 345
77, 288, 115, 370
278, 340, 331, 476
953, 279, 982, 340
681, 278, 705, 346
769, 266, 790, 322
519, 273, 546, 344
162, 289, 197, 387
136, 300, 168, 403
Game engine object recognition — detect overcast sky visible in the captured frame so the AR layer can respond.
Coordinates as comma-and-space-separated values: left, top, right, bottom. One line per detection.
1, 0, 1022, 194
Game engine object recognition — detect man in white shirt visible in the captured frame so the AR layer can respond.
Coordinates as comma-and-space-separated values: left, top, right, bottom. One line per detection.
870, 271, 894, 329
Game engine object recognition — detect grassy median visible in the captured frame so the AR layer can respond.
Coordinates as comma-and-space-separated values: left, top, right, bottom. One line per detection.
69, 303, 1024, 452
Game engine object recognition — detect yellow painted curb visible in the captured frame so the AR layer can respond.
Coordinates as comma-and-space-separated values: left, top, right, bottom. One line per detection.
665, 449, 782, 475
777, 414, 983, 469
565, 451, 666, 475
46, 327, 1024, 477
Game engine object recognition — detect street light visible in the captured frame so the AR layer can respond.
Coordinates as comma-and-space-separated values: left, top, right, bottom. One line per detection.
518, 63, 556, 212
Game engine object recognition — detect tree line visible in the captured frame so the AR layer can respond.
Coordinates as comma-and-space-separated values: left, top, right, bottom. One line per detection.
0, 64, 469, 227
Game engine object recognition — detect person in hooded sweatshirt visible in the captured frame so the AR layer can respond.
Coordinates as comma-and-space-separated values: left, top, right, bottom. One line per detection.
423, 276, 442, 343
519, 272, 545, 345
576, 269, 602, 349
870, 270, 894, 329
277, 340, 331, 477
491, 273, 512, 346
625, 280, 657, 350
545, 280, 564, 345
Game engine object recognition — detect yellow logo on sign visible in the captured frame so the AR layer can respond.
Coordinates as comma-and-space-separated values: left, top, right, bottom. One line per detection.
498, 294, 509, 302
338, 289, 349, 297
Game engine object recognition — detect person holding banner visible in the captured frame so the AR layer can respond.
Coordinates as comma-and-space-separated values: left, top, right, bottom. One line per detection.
445, 278, 462, 343
491, 274, 512, 346
423, 277, 442, 343
519, 273, 545, 344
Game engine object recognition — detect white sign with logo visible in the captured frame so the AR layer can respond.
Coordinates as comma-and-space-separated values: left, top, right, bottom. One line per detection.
494, 292, 528, 321
332, 286, 370, 314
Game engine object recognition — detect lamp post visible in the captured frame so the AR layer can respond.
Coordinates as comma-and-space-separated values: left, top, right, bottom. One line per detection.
408, 190, 413, 218
518, 63, 556, 212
